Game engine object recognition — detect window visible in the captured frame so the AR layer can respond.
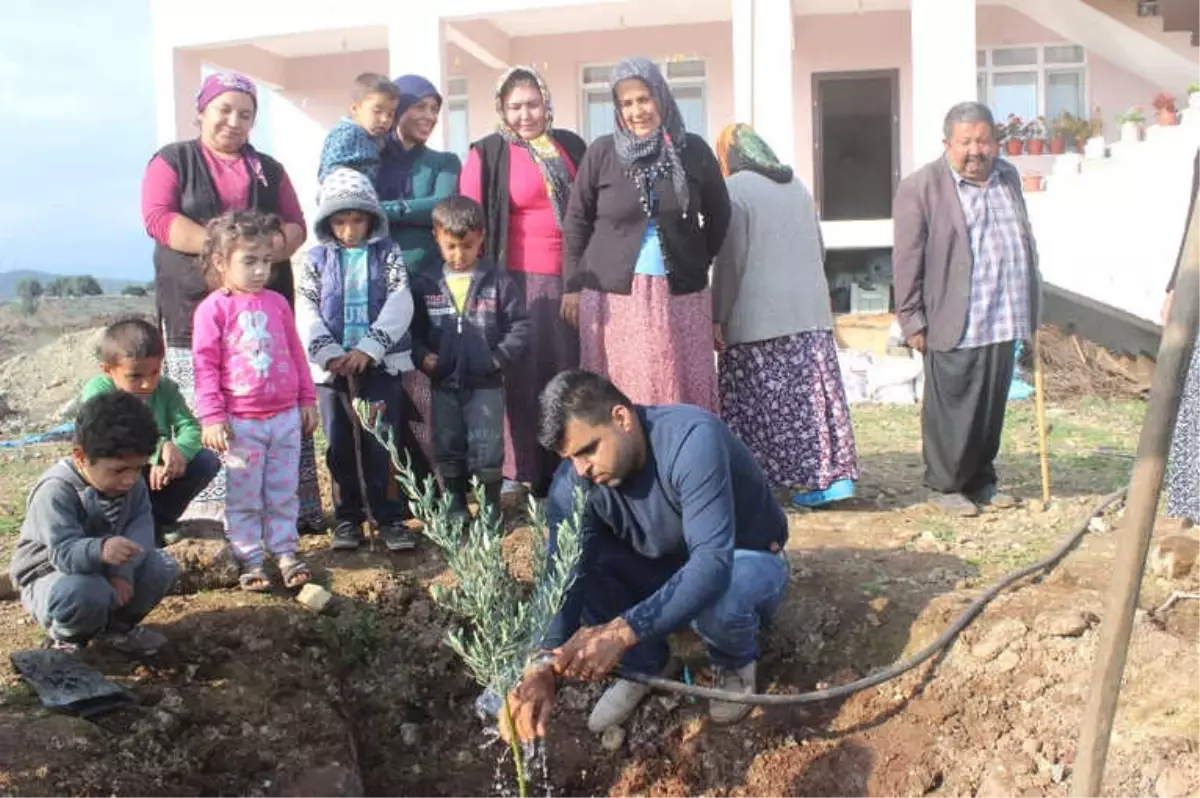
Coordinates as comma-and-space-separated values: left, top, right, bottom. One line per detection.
445, 77, 470, 162
581, 59, 708, 142
976, 45, 1086, 124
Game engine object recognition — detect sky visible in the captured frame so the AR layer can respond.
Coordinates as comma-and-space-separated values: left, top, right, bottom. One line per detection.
0, 2, 158, 280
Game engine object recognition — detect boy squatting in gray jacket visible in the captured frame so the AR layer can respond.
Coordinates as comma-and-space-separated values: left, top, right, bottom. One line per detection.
9, 391, 178, 655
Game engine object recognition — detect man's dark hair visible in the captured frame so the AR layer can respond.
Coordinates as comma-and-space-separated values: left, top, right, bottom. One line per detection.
943, 101, 996, 139
432, 195, 486, 237
98, 317, 165, 364
73, 391, 159, 462
352, 72, 400, 103
538, 370, 634, 451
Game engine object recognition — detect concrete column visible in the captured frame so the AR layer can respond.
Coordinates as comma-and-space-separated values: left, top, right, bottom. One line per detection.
910, 0, 977, 168
730, 0, 796, 164
151, 41, 202, 146
388, 14, 447, 151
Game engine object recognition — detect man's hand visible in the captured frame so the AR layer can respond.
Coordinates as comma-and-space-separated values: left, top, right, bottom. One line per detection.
560, 292, 580, 328
341, 350, 372, 375
300, 406, 320, 436
148, 464, 170, 492
906, 331, 927, 353
202, 422, 232, 452
421, 354, 439, 376
161, 441, 187, 479
326, 355, 346, 377
500, 664, 557, 743
553, 617, 638, 682
101, 537, 142, 566
109, 576, 134, 608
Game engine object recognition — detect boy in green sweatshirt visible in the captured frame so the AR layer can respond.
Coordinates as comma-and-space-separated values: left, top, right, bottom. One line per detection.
81, 319, 219, 546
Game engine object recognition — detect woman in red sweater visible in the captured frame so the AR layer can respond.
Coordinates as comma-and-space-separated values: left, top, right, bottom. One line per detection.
460, 66, 587, 498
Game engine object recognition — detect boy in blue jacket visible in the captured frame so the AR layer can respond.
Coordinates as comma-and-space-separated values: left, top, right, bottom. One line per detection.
411, 195, 529, 518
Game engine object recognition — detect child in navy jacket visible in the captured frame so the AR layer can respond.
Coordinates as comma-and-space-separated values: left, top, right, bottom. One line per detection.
411, 196, 529, 517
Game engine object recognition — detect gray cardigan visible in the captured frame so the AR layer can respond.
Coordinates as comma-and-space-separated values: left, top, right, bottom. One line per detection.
712, 171, 833, 347
892, 157, 1042, 352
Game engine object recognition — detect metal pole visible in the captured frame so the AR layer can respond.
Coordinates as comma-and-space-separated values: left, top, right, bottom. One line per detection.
1072, 173, 1200, 797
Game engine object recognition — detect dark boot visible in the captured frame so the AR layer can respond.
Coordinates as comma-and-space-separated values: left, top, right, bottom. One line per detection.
442, 476, 469, 524
479, 480, 503, 523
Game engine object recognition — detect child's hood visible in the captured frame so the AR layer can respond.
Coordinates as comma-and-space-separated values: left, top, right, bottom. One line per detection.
313, 167, 390, 246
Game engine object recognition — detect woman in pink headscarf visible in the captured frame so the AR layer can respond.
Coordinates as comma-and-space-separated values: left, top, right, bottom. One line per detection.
141, 71, 325, 533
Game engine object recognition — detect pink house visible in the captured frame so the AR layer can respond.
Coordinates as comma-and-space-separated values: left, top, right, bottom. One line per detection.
151, 0, 1198, 329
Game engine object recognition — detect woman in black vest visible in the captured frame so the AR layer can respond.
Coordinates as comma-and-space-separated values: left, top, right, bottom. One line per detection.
140, 71, 324, 533
460, 65, 586, 498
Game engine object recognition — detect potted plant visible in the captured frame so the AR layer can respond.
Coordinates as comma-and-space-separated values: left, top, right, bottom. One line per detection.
1188, 83, 1200, 111
1084, 106, 1107, 158
1026, 116, 1047, 155
1002, 114, 1026, 155
1072, 115, 1093, 153
1022, 173, 1044, 192
1153, 92, 1178, 125
1117, 106, 1145, 142
1049, 112, 1076, 154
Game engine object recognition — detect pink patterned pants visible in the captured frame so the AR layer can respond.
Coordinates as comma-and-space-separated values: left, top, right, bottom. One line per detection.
225, 408, 301, 566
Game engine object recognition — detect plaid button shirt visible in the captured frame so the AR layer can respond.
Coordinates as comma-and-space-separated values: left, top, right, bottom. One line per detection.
952, 165, 1032, 348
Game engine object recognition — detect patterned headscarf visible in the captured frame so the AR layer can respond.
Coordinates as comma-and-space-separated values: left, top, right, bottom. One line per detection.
715, 123, 795, 184
196, 72, 258, 113
495, 65, 573, 230
610, 58, 689, 216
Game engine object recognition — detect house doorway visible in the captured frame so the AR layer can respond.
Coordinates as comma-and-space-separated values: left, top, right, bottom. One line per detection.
813, 70, 900, 221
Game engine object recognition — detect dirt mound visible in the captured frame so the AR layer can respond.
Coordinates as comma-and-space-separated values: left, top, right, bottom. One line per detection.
1035, 325, 1153, 403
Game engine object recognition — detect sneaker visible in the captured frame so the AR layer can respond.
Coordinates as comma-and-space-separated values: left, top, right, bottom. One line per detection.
928, 491, 980, 518
96, 626, 167, 657
587, 678, 653, 733
41, 635, 82, 654
156, 523, 185, 547
381, 521, 417, 552
709, 661, 756, 725
331, 521, 364, 551
297, 517, 329, 536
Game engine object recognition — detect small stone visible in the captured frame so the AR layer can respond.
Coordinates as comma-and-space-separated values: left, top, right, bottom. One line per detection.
157, 688, 185, 715
1088, 517, 1110, 534
993, 649, 1021, 673
1051, 763, 1066, 784
1036, 609, 1098, 638
865, 612, 882, 628
399, 723, 420, 747
1022, 738, 1042, 757
869, 596, 890, 615
296, 583, 334, 614
1155, 766, 1192, 798
600, 725, 625, 752
657, 695, 680, 712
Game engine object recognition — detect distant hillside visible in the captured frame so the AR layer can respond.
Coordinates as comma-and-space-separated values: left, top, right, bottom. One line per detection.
0, 270, 148, 300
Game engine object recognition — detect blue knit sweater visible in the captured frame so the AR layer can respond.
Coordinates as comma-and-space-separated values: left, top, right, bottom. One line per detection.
318, 117, 382, 184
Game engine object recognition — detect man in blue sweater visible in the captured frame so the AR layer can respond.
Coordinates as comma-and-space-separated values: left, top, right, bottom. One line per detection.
506, 370, 791, 739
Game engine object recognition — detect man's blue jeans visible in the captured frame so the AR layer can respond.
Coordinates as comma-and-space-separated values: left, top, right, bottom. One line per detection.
576, 531, 790, 675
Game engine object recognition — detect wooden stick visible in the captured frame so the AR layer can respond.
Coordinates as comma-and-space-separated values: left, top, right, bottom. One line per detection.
1033, 332, 1052, 507
1072, 172, 1200, 797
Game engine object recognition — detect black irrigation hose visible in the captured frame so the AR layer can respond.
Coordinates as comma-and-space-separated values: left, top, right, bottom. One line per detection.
614, 488, 1129, 706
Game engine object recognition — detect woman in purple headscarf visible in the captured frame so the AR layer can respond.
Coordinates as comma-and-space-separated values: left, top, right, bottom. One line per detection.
376, 74, 463, 485
562, 58, 730, 411
141, 71, 325, 533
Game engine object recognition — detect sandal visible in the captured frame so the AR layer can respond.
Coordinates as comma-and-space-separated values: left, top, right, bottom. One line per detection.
279, 556, 312, 589
238, 565, 271, 593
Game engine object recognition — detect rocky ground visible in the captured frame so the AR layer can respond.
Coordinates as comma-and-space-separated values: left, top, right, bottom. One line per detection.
0, 295, 156, 437
0, 390, 1195, 797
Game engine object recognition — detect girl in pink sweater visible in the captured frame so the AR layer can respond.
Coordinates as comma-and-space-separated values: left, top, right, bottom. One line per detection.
193, 211, 319, 591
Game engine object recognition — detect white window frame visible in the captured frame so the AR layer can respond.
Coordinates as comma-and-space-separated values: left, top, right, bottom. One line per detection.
579, 59, 709, 142
976, 44, 1088, 122
444, 77, 470, 161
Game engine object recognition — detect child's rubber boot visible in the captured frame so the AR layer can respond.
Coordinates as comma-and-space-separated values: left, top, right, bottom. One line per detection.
791, 479, 856, 509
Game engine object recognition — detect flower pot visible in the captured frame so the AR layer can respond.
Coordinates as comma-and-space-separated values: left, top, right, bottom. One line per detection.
1156, 108, 1178, 126
1022, 174, 1044, 192
1005, 139, 1025, 156
1028, 138, 1046, 155
1120, 121, 1143, 143
1049, 136, 1066, 155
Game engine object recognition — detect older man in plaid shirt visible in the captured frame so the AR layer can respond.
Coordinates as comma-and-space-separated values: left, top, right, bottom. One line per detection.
893, 101, 1043, 517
